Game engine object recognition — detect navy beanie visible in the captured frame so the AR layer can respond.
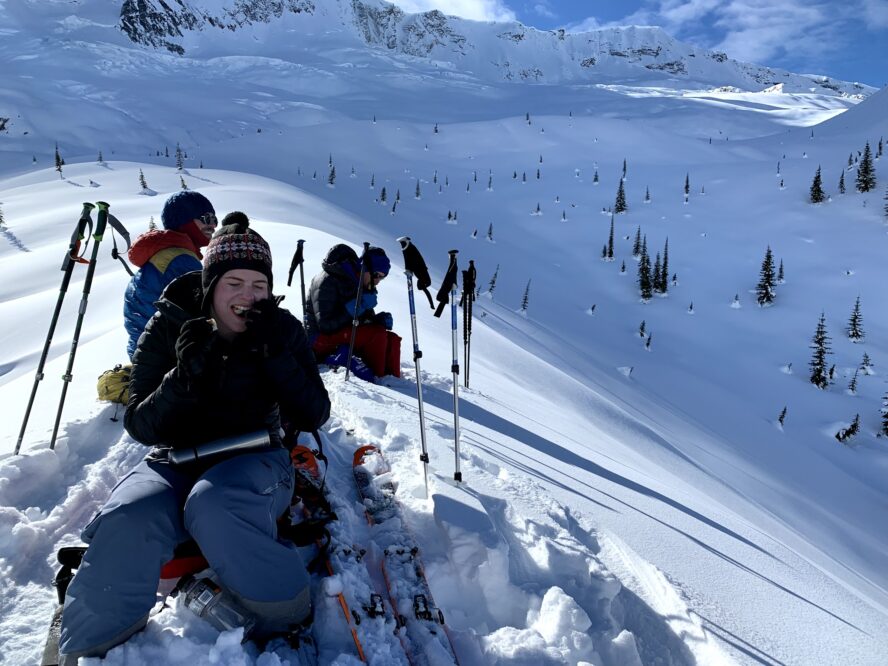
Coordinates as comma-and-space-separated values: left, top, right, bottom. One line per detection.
161, 191, 215, 231
366, 246, 390, 276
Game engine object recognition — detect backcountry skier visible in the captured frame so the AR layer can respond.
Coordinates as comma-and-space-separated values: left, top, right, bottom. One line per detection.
58, 214, 330, 663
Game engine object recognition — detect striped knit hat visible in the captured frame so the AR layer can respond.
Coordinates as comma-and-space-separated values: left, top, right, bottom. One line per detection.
201, 212, 273, 310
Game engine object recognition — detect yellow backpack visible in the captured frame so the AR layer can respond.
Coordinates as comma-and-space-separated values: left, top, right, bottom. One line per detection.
97, 364, 132, 404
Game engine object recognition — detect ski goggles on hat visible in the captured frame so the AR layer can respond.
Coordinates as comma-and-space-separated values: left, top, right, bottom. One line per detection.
198, 212, 218, 226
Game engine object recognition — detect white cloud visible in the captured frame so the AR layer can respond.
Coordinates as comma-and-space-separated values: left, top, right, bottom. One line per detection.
533, 2, 557, 20
388, 0, 517, 23
860, 0, 888, 28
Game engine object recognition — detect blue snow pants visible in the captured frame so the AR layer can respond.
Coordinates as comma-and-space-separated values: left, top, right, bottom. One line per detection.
58, 447, 310, 659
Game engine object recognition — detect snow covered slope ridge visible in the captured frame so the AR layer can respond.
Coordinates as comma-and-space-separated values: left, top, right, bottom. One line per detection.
3, 0, 872, 95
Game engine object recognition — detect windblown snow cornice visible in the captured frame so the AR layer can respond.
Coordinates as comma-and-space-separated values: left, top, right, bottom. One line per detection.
117, 0, 871, 96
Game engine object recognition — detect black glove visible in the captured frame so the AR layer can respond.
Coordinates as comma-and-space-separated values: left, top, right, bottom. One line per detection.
245, 298, 287, 358
373, 311, 394, 330
176, 317, 216, 384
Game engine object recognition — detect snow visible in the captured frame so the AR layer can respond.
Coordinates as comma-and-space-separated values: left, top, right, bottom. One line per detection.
1, 1, 888, 665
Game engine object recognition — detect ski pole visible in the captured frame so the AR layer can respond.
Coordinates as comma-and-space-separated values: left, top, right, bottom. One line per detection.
460, 259, 476, 389
437, 250, 462, 482
15, 203, 95, 455
398, 236, 430, 498
49, 201, 110, 450
287, 239, 307, 325
108, 213, 134, 276
345, 242, 371, 382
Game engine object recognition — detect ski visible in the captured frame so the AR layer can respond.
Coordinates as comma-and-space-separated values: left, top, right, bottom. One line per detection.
290, 445, 409, 665
353, 444, 460, 665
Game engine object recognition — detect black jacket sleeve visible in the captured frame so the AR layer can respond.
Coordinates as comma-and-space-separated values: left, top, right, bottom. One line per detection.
311, 273, 354, 334
124, 312, 201, 445
263, 310, 331, 432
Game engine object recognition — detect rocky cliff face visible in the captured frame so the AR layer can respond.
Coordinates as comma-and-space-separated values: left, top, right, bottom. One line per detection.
117, 0, 870, 96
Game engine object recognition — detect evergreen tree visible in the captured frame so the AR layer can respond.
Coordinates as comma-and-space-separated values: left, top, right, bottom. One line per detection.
810, 166, 825, 203
881, 393, 888, 437
632, 226, 642, 257
861, 352, 873, 372
878, 137, 883, 158
534, 202, 540, 215
848, 368, 859, 394
884, 184, 888, 221
434, 123, 438, 134
756, 246, 776, 305
607, 216, 615, 259
487, 223, 493, 241
97, 150, 104, 163
620, 260, 626, 274
659, 239, 669, 294
809, 312, 832, 389
370, 173, 375, 188
395, 189, 400, 203
639, 320, 646, 338
433, 170, 438, 184
522, 172, 526, 183
180, 175, 188, 189
645, 333, 652, 350
652, 252, 662, 292
328, 165, 336, 186
593, 169, 599, 184
847, 295, 864, 341
684, 173, 690, 196
622, 158, 627, 179
521, 280, 531, 312
380, 186, 387, 203
487, 264, 499, 296
54, 143, 63, 177
536, 168, 540, 180
778, 407, 787, 427
847, 153, 854, 168
777, 259, 785, 283
835, 414, 860, 443
148, 216, 157, 231
139, 169, 148, 190
644, 186, 650, 203
488, 174, 493, 190
838, 171, 845, 194
856, 142, 876, 192
638, 238, 652, 300
601, 245, 607, 259
614, 179, 627, 213
175, 143, 184, 170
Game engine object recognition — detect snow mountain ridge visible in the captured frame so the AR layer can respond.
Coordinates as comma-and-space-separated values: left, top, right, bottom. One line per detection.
1, 1, 887, 665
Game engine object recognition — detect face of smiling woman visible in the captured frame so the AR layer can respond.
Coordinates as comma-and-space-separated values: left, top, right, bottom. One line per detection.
211, 268, 269, 340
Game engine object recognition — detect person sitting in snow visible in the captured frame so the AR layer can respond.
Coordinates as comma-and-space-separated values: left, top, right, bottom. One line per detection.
305, 243, 401, 379
123, 190, 217, 360
58, 214, 330, 663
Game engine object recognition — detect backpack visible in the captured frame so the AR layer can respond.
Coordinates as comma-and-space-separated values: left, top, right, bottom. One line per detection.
97, 364, 132, 404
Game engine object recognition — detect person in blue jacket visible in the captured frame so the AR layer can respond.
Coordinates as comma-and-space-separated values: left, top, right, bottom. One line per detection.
123, 191, 217, 359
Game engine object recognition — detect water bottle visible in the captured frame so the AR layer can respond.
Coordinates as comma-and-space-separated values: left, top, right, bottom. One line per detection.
176, 575, 256, 637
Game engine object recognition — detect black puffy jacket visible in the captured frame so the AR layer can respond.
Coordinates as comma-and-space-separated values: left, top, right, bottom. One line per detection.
305, 244, 375, 339
124, 271, 330, 451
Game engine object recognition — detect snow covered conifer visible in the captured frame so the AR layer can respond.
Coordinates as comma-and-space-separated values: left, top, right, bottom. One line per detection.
97, 150, 104, 164
684, 173, 690, 196
54, 143, 63, 177
809, 312, 832, 389
652, 253, 662, 292
848, 369, 859, 394
607, 216, 614, 259
180, 176, 187, 190
395, 189, 400, 203
778, 407, 787, 427
638, 239, 652, 300
148, 216, 156, 231
487, 264, 499, 296
614, 179, 627, 213
139, 169, 148, 190
835, 414, 860, 443
777, 259, 785, 283
487, 223, 493, 241
380, 186, 387, 203
521, 280, 531, 312
622, 158, 627, 179
593, 169, 599, 184
810, 166, 825, 203
639, 320, 646, 338
644, 186, 650, 203
756, 246, 776, 305
659, 239, 669, 294
856, 142, 876, 192
328, 165, 336, 186
838, 171, 845, 194
175, 143, 184, 170
847, 296, 864, 341
632, 226, 642, 257
881, 394, 888, 437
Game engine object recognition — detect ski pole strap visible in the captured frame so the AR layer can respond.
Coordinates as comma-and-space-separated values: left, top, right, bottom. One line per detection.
288, 239, 305, 287
107, 214, 134, 276
398, 236, 434, 309
434, 250, 459, 318
63, 203, 95, 270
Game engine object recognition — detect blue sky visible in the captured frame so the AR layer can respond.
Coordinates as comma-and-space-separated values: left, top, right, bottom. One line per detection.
390, 1, 888, 87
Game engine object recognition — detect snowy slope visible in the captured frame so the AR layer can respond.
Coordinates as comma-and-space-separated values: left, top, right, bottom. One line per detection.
1, 4, 888, 666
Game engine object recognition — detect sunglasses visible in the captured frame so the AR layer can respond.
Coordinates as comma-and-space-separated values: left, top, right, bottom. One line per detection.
198, 213, 218, 226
